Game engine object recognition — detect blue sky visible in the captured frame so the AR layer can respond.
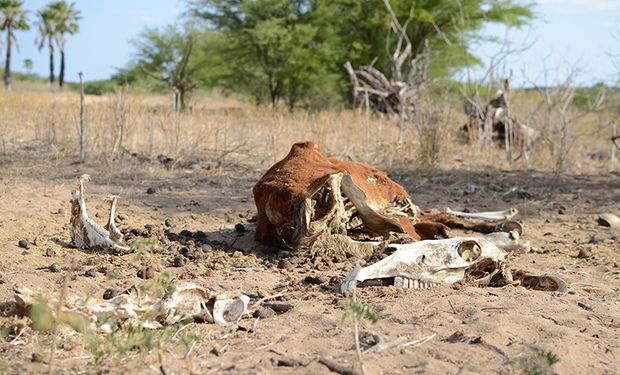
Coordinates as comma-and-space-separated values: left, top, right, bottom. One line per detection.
6, 0, 620, 84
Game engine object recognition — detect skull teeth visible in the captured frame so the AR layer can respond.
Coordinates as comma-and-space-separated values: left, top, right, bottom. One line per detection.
393, 277, 440, 289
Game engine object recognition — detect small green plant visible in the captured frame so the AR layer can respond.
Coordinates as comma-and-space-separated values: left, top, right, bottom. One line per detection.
517, 344, 560, 375
341, 295, 380, 375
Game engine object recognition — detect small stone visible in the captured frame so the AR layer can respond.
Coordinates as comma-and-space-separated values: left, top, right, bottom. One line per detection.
117, 213, 128, 221
103, 289, 119, 300
200, 244, 213, 252
18, 239, 30, 249
173, 256, 185, 267
234, 223, 246, 233
137, 266, 155, 279
277, 359, 300, 367
278, 259, 293, 270
44, 248, 57, 257
84, 269, 97, 278
164, 218, 176, 228
146, 187, 157, 194
144, 223, 155, 232
578, 301, 592, 311
31, 352, 44, 363
304, 275, 327, 285
194, 230, 208, 240
48, 263, 61, 273
131, 227, 146, 236
180, 229, 193, 238
253, 307, 276, 319
558, 207, 566, 215
56, 208, 65, 215
577, 247, 591, 259
180, 247, 195, 259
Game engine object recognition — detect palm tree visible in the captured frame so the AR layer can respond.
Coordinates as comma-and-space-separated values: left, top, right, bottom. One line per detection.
49, 0, 80, 88
35, 5, 57, 84
0, 0, 30, 90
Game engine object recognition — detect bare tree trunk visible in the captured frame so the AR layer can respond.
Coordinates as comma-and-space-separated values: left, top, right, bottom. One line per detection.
4, 30, 13, 91
59, 50, 66, 88
49, 41, 55, 85
78, 72, 86, 161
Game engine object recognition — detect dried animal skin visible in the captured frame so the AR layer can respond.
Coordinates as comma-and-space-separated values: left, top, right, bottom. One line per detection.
69, 174, 129, 252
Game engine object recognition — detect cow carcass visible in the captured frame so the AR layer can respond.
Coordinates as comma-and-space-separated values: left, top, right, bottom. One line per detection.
253, 141, 516, 249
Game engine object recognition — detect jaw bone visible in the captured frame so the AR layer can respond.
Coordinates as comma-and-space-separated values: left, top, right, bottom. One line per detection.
70, 174, 129, 253
446, 207, 518, 221
341, 237, 507, 294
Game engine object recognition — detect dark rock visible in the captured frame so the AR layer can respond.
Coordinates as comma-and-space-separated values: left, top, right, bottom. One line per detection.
234, 223, 246, 233
130, 228, 145, 236
577, 247, 592, 259
277, 359, 300, 367
84, 269, 97, 278
180, 229, 193, 238
103, 289, 119, 300
253, 307, 277, 319
146, 187, 157, 194
56, 208, 65, 215
137, 266, 155, 279
164, 218, 176, 228
558, 206, 566, 215
194, 230, 208, 240
278, 259, 293, 270
263, 303, 293, 313
304, 275, 327, 285
18, 239, 30, 249
144, 224, 155, 232
173, 256, 185, 267
48, 263, 61, 273
180, 247, 195, 259
31, 352, 44, 363
578, 301, 592, 311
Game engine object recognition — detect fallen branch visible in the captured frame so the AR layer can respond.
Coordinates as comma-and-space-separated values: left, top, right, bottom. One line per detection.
318, 357, 362, 375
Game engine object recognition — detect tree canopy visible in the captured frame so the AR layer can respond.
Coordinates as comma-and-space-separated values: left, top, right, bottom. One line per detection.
120, 0, 534, 109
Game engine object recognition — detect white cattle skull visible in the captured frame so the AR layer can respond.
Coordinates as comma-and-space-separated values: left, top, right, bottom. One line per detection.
341, 237, 508, 294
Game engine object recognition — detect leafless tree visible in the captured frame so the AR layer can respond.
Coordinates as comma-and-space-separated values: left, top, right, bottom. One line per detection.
344, 0, 431, 144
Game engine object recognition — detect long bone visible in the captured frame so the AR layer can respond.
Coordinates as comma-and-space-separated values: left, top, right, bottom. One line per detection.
446, 207, 518, 221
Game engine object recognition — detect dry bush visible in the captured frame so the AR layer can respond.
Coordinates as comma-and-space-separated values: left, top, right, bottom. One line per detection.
0, 88, 615, 174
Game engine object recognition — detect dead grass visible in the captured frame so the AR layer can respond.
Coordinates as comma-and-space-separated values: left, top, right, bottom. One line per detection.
0, 88, 616, 174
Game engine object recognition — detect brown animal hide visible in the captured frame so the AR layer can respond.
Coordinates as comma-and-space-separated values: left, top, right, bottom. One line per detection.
253, 142, 503, 249
253, 142, 420, 248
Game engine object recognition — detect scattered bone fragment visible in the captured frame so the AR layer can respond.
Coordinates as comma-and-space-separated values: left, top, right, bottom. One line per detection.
70, 174, 129, 252
13, 283, 250, 331
340, 238, 507, 294
445, 207, 518, 222
484, 231, 530, 252
597, 213, 620, 228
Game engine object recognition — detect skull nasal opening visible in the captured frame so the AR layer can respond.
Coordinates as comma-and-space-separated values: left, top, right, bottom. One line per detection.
458, 240, 481, 262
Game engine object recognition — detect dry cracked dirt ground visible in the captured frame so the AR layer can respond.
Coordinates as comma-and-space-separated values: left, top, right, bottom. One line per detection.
0, 147, 618, 374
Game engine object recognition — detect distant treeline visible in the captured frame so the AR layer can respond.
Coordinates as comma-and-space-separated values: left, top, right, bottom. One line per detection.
111, 0, 535, 110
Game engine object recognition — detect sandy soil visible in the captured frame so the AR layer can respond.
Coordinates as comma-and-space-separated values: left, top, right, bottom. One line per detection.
0, 146, 618, 375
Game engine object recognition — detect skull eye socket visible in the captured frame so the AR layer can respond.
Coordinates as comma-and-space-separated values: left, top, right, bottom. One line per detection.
458, 240, 481, 262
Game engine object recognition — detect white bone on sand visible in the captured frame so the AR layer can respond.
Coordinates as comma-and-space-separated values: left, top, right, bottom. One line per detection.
13, 283, 250, 331
69, 174, 129, 252
340, 237, 507, 294
445, 207, 518, 221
